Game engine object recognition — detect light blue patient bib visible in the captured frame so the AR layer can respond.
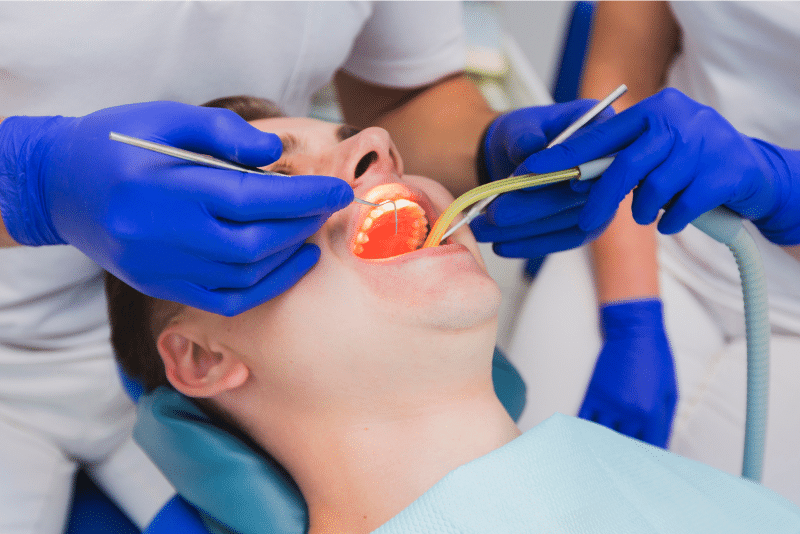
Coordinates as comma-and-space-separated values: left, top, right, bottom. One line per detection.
374, 413, 800, 533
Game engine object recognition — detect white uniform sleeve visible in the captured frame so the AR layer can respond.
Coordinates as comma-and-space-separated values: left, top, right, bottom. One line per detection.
341, 1, 466, 88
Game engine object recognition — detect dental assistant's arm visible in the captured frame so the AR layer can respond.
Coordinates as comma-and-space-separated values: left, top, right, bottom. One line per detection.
581, 1, 680, 304
335, 72, 497, 197
527, 10, 800, 261
572, 1, 681, 448
0, 104, 354, 315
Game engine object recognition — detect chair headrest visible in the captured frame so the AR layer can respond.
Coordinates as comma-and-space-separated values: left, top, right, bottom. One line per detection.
134, 387, 308, 534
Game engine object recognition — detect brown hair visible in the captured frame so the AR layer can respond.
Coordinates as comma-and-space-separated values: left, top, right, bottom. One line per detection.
106, 95, 285, 393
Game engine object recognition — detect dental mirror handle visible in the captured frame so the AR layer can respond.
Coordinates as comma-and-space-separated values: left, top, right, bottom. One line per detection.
109, 131, 277, 176
545, 84, 627, 148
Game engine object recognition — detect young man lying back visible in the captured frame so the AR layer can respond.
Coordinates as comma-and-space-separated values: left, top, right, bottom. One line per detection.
107, 95, 800, 534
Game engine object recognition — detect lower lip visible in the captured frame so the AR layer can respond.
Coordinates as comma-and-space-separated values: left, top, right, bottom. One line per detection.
355, 242, 469, 265
351, 241, 484, 299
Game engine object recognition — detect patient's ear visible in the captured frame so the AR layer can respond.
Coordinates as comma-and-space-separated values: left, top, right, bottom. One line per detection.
157, 326, 249, 398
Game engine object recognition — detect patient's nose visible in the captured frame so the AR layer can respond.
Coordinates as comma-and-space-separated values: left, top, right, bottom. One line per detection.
339, 127, 403, 182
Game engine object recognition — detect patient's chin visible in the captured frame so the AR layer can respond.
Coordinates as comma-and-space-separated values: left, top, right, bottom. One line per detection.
420, 304, 499, 332
387, 272, 502, 332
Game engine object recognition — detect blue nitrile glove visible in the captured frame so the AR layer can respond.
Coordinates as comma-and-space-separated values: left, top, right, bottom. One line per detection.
470, 100, 616, 258
579, 299, 677, 448
145, 495, 211, 534
0, 102, 354, 316
522, 88, 800, 245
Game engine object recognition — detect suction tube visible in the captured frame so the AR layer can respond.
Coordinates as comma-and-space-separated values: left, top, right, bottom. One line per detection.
423, 168, 579, 248
690, 207, 769, 482
423, 157, 613, 249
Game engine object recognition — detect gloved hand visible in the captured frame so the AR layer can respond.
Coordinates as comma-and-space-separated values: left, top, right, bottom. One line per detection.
579, 299, 677, 448
0, 102, 353, 315
522, 88, 800, 245
470, 100, 616, 258
144, 495, 210, 534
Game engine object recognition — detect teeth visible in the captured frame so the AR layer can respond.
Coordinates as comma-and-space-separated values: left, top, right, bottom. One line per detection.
365, 198, 424, 222
358, 198, 428, 235
354, 197, 432, 256
392, 198, 422, 210
367, 204, 392, 219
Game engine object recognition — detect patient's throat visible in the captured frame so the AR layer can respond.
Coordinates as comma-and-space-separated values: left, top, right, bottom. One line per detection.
354, 199, 429, 260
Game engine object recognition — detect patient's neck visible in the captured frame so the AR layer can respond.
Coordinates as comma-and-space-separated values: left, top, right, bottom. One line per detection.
307, 385, 519, 533
237, 330, 520, 534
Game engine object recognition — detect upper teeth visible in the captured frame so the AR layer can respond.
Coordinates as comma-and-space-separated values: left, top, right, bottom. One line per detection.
359, 199, 425, 234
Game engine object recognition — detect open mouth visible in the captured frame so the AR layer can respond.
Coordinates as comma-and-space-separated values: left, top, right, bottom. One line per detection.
354, 198, 431, 259
351, 185, 441, 260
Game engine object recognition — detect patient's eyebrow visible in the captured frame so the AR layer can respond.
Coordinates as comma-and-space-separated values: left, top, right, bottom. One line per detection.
337, 124, 362, 142
277, 125, 360, 158
278, 133, 301, 155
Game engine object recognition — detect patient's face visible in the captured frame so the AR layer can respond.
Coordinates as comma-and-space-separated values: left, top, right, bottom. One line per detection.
186, 117, 501, 403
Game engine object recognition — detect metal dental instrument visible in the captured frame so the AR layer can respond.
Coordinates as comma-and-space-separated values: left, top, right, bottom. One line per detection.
109, 132, 398, 234
545, 83, 628, 147
440, 83, 627, 241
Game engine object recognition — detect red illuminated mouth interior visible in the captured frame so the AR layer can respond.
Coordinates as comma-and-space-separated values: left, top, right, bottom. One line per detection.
354, 199, 430, 260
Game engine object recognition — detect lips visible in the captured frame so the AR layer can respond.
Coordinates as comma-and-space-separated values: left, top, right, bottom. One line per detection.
350, 184, 440, 260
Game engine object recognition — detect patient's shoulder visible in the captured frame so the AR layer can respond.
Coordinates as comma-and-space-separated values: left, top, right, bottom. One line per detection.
374, 413, 800, 533
533, 413, 800, 520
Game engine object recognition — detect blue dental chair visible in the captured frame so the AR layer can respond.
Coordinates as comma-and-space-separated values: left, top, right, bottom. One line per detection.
66, 349, 525, 533
551, 1, 596, 105
65, 366, 208, 534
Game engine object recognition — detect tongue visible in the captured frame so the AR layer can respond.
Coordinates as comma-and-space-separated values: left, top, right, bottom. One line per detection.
356, 208, 427, 260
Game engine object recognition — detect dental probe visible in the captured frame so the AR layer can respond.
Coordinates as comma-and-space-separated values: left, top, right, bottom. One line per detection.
108, 132, 398, 233
440, 83, 627, 241
423, 157, 614, 248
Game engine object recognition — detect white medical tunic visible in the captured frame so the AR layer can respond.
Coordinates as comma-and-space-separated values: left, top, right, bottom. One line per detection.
663, 1, 800, 337
0, 3, 465, 532
0, 1, 465, 352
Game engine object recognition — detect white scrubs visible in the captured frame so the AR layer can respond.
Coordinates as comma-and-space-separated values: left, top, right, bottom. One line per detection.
0, 2, 465, 532
508, 1, 800, 506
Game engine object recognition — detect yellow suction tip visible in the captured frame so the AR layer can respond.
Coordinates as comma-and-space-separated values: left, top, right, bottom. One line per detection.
423, 167, 581, 248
